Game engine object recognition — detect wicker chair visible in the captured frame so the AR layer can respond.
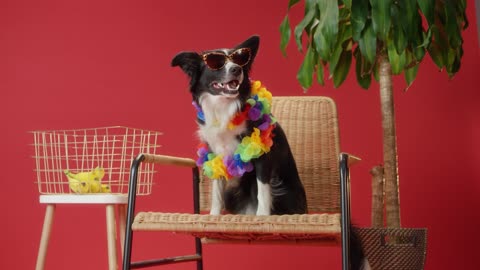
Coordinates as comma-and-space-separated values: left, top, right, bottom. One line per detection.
122, 96, 360, 270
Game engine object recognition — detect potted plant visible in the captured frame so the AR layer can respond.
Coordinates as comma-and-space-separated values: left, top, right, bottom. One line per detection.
280, 0, 468, 268
280, 0, 467, 227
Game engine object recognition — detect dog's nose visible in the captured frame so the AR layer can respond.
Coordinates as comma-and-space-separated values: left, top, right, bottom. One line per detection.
230, 65, 242, 76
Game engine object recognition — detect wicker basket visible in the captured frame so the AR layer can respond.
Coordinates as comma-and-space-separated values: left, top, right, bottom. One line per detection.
355, 227, 427, 270
31, 126, 162, 195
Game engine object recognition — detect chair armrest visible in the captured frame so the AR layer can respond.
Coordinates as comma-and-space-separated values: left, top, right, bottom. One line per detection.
340, 152, 361, 167
140, 153, 196, 168
124, 153, 201, 266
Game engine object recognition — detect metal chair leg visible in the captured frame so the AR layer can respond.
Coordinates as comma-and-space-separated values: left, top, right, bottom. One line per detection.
193, 167, 203, 270
122, 154, 145, 270
340, 153, 352, 270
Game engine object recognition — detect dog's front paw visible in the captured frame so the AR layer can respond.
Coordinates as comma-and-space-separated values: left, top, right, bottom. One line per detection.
256, 180, 272, 215
209, 208, 222, 215
210, 179, 225, 215
255, 207, 271, 216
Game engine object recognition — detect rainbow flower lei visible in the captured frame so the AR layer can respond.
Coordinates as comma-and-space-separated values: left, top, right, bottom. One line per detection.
194, 80, 276, 180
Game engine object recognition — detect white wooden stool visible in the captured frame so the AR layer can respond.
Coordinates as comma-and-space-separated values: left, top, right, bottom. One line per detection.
31, 127, 161, 270
35, 194, 128, 270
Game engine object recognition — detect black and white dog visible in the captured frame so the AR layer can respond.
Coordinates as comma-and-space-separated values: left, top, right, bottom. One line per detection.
172, 35, 369, 269
172, 35, 307, 216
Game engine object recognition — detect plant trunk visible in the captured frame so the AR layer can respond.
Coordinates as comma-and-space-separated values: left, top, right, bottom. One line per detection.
379, 55, 401, 228
370, 165, 385, 228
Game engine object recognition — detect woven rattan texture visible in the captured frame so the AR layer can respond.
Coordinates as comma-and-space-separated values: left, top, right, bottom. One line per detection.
355, 228, 427, 270
133, 212, 341, 241
199, 96, 341, 213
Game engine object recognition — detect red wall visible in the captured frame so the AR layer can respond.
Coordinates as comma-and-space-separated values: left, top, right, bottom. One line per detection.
1, 0, 479, 269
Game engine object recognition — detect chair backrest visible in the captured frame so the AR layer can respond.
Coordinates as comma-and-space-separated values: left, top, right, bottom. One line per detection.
199, 96, 341, 213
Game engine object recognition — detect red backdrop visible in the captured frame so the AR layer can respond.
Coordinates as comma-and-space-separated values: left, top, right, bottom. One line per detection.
1, 0, 479, 269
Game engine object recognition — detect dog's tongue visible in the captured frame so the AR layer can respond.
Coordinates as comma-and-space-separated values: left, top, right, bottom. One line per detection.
212, 80, 240, 91
226, 80, 239, 91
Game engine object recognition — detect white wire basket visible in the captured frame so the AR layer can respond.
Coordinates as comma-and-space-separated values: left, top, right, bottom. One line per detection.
31, 126, 162, 195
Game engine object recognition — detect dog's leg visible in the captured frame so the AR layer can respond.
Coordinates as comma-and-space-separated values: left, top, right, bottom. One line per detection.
244, 203, 257, 215
210, 179, 225, 215
256, 179, 272, 215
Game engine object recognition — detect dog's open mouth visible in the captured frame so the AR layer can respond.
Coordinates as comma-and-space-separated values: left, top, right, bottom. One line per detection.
212, 80, 240, 96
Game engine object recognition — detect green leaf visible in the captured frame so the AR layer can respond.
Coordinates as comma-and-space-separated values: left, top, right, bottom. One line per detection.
305, 0, 317, 12
404, 64, 419, 90
338, 22, 353, 44
404, 48, 416, 68
333, 49, 352, 88
444, 0, 462, 49
294, 6, 316, 53
406, 8, 428, 60
354, 47, 372, 89
446, 47, 455, 67
427, 23, 448, 70
417, 0, 435, 26
418, 27, 433, 48
370, 0, 392, 41
329, 23, 352, 75
434, 0, 446, 24
288, 0, 301, 9
279, 15, 291, 56
343, 0, 352, 9
313, 26, 329, 60
313, 0, 339, 60
413, 46, 426, 62
390, 4, 407, 54
446, 47, 463, 78
428, 43, 444, 70
329, 45, 343, 76
387, 40, 406, 75
339, 5, 350, 22
404, 50, 419, 90
305, 0, 320, 33
351, 0, 369, 41
398, 0, 418, 40
358, 20, 377, 64
297, 45, 316, 90
316, 56, 325, 86
455, 0, 469, 30
393, 27, 407, 55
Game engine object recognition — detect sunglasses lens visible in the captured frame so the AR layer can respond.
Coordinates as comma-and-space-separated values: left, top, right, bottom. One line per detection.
230, 48, 251, 66
205, 54, 226, 69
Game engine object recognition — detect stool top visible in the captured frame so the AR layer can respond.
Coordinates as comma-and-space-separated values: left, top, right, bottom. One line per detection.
39, 194, 128, 204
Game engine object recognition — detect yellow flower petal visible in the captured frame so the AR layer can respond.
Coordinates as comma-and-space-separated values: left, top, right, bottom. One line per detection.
251, 80, 262, 95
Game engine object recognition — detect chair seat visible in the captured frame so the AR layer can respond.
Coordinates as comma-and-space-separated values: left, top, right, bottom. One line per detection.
132, 212, 341, 243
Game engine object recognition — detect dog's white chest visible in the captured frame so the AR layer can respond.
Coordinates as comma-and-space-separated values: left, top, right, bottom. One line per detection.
197, 94, 245, 156
199, 125, 242, 156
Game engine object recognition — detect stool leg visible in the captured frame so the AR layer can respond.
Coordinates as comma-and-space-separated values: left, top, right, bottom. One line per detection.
35, 204, 56, 270
106, 204, 118, 270
118, 204, 127, 256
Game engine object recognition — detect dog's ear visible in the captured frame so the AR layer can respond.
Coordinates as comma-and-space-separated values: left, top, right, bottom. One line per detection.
235, 35, 260, 67
171, 52, 202, 78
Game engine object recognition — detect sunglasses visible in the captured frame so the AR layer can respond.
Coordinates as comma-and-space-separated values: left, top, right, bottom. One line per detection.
202, 48, 251, 70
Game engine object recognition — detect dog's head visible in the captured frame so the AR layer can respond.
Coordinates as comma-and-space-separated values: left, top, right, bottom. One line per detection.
171, 35, 260, 103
